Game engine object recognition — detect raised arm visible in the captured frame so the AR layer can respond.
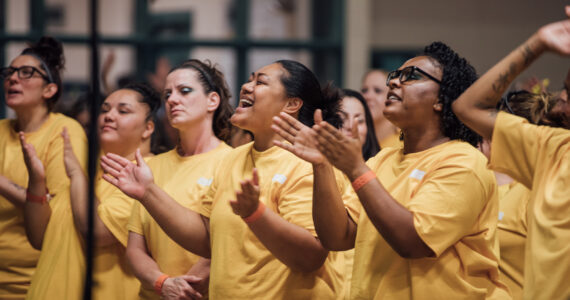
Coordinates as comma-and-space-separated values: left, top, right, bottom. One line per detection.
272, 111, 357, 250
101, 151, 211, 257
61, 128, 117, 247
453, 6, 570, 140
312, 114, 434, 258
19, 133, 51, 250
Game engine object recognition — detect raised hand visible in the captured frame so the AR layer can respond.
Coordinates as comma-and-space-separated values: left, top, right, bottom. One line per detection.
100, 149, 153, 200
162, 275, 204, 300
537, 6, 570, 55
313, 113, 366, 177
229, 168, 261, 218
19, 132, 45, 185
61, 127, 85, 179
272, 111, 327, 164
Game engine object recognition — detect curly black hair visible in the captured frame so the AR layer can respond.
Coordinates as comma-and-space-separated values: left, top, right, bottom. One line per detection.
423, 42, 481, 147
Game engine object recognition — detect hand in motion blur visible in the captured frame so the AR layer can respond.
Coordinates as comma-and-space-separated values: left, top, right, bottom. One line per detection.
536, 6, 570, 55
101, 149, 153, 200
162, 275, 204, 300
19, 133, 45, 185
271, 111, 327, 165
61, 127, 85, 180
312, 109, 366, 176
230, 168, 261, 219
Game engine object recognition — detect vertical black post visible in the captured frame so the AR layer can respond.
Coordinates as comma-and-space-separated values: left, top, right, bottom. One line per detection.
0, 0, 5, 118
84, 0, 100, 298
234, 0, 249, 100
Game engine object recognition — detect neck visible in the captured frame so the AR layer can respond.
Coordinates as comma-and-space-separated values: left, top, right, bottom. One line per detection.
252, 129, 280, 152
374, 118, 398, 143
178, 122, 220, 156
402, 126, 449, 154
14, 105, 50, 133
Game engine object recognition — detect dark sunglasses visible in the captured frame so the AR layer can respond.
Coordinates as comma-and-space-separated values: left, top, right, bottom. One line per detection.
386, 66, 442, 86
0, 66, 51, 82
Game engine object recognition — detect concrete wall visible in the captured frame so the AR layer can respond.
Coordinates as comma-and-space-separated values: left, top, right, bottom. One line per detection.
368, 0, 569, 90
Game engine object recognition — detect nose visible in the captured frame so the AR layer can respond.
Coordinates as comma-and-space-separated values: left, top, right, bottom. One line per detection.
165, 92, 180, 107
342, 118, 354, 135
387, 75, 401, 89
241, 80, 254, 94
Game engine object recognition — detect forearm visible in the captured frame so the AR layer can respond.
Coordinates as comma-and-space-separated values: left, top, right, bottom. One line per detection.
453, 34, 545, 139
247, 209, 329, 272
141, 184, 210, 257
127, 233, 165, 290
312, 162, 356, 250
348, 168, 434, 259
23, 179, 51, 250
68, 172, 118, 246
0, 175, 27, 207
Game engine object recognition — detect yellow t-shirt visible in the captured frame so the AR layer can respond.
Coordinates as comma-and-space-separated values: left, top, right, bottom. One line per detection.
200, 142, 348, 300
497, 181, 529, 300
350, 140, 509, 300
0, 113, 88, 300
489, 112, 570, 300
127, 143, 231, 300
93, 172, 140, 300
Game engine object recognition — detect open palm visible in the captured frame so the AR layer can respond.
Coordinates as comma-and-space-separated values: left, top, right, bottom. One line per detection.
272, 112, 327, 165
100, 150, 153, 200
538, 8, 570, 55
19, 132, 45, 183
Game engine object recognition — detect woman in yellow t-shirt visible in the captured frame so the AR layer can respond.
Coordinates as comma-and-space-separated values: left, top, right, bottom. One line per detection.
360, 70, 400, 149
274, 42, 510, 299
20, 82, 160, 299
452, 9, 570, 300
0, 37, 87, 300
102, 60, 349, 299
125, 59, 233, 299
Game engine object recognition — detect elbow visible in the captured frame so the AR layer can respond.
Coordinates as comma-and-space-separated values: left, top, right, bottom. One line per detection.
290, 248, 328, 273
26, 233, 43, 250
391, 241, 435, 259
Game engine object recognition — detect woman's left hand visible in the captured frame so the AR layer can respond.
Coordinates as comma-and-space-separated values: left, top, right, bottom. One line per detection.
313, 110, 367, 179
229, 168, 261, 218
537, 6, 570, 55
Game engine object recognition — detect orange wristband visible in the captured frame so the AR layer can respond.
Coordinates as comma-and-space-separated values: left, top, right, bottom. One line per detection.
26, 189, 50, 204
351, 170, 376, 192
243, 201, 266, 223
154, 274, 169, 295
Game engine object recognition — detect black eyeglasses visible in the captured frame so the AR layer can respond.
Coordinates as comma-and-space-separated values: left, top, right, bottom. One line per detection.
386, 66, 442, 86
0, 66, 51, 82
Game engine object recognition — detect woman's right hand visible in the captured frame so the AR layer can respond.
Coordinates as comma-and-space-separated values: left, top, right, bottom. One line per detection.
100, 149, 153, 200
161, 275, 204, 300
271, 111, 327, 165
61, 127, 85, 179
19, 132, 45, 185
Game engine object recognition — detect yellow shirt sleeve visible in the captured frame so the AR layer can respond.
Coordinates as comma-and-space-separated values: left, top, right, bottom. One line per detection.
97, 183, 135, 247
408, 167, 491, 256
276, 172, 316, 235
127, 201, 144, 236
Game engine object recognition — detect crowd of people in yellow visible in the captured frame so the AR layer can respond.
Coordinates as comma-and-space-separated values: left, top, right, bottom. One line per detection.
0, 6, 569, 300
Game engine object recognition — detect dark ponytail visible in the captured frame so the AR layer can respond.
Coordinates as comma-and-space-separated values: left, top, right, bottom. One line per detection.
275, 60, 342, 128
21, 36, 65, 111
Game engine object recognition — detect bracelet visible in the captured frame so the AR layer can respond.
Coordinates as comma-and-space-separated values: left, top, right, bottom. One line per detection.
26, 189, 51, 204
243, 201, 266, 224
351, 170, 376, 192
154, 274, 170, 295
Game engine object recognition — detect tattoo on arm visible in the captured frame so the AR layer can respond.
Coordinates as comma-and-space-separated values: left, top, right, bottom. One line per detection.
521, 44, 537, 67
491, 62, 519, 96
11, 182, 25, 191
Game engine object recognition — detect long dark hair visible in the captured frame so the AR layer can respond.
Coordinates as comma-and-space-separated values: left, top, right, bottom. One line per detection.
169, 59, 233, 142
21, 36, 65, 111
275, 60, 342, 128
341, 89, 380, 160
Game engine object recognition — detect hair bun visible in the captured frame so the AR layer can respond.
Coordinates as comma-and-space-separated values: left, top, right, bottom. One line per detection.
26, 36, 65, 71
